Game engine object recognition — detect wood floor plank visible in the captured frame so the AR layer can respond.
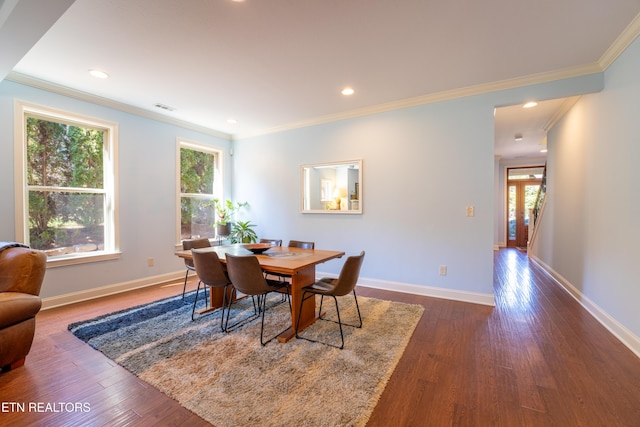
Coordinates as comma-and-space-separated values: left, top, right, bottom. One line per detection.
1, 249, 639, 426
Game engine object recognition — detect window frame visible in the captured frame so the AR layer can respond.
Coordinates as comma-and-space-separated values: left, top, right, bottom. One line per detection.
14, 100, 120, 267
175, 138, 224, 245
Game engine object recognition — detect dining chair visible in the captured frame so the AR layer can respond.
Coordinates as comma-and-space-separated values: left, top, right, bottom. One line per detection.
258, 238, 285, 297
225, 253, 291, 345
259, 238, 282, 246
288, 240, 315, 249
181, 238, 211, 299
191, 249, 233, 329
295, 251, 365, 349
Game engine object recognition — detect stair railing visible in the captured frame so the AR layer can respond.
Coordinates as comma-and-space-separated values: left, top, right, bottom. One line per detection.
532, 163, 547, 226
529, 163, 547, 249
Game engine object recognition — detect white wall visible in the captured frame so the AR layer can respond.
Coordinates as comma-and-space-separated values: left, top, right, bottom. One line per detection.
531, 35, 640, 350
0, 80, 232, 299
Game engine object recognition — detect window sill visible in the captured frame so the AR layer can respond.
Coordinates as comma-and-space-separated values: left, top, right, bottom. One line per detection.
46, 251, 122, 268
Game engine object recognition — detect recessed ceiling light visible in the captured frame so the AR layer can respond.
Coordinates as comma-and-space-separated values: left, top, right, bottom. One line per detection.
540, 148, 548, 153
523, 101, 538, 108
514, 133, 523, 141
227, 118, 238, 124
89, 69, 109, 79
341, 87, 355, 96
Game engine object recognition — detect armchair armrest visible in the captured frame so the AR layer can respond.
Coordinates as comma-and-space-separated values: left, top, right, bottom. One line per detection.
0, 247, 47, 295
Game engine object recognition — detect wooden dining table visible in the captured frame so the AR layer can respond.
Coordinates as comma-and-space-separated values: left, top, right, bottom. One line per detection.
175, 244, 345, 342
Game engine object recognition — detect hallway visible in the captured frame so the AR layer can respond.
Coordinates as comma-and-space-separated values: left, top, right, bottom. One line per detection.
367, 248, 640, 426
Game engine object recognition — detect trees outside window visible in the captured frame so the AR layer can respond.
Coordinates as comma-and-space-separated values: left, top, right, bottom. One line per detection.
178, 140, 222, 241
15, 102, 118, 263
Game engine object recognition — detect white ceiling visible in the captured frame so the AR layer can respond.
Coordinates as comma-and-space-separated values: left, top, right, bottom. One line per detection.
494, 97, 580, 159
3, 0, 640, 157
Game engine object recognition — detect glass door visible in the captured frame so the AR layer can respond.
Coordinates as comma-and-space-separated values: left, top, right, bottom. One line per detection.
507, 167, 543, 248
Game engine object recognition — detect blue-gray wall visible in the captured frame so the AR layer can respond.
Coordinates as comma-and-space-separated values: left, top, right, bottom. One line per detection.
531, 35, 640, 351
0, 80, 231, 299
231, 76, 604, 304
0, 68, 605, 309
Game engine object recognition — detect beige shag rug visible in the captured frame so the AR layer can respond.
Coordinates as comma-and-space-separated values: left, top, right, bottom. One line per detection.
69, 292, 424, 426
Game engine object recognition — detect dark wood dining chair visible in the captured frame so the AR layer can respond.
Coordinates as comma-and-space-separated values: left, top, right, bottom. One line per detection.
181, 238, 211, 299
191, 249, 232, 330
259, 238, 282, 246
295, 251, 365, 349
225, 253, 291, 345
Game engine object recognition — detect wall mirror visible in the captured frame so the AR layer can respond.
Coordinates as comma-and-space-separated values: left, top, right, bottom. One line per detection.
300, 160, 362, 214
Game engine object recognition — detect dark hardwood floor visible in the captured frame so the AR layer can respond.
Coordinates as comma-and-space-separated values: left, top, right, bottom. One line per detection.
1, 248, 639, 426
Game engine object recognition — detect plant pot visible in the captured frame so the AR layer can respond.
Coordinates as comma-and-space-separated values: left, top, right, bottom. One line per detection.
216, 223, 231, 236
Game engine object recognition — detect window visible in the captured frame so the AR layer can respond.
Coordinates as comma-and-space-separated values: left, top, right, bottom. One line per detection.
507, 166, 544, 180
14, 101, 119, 265
177, 139, 222, 242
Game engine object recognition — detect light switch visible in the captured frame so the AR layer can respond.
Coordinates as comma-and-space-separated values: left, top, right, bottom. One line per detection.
466, 205, 475, 217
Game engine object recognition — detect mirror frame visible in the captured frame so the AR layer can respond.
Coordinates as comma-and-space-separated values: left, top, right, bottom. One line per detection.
300, 159, 363, 214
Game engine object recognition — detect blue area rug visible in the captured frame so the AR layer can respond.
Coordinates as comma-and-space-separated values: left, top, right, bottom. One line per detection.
68, 290, 424, 426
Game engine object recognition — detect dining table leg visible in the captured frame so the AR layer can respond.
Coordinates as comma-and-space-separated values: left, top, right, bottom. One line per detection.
277, 265, 316, 343
214, 286, 234, 308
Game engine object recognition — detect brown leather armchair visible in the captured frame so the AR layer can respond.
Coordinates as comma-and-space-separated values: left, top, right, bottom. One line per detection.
0, 245, 47, 371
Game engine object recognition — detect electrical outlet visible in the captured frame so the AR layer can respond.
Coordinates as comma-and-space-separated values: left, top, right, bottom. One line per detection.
439, 265, 447, 276
466, 205, 475, 217
147, 257, 154, 267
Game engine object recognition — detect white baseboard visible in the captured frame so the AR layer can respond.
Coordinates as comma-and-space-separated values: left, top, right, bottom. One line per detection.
42, 269, 496, 312
529, 255, 640, 359
318, 271, 495, 306
41, 271, 184, 310
43, 259, 639, 358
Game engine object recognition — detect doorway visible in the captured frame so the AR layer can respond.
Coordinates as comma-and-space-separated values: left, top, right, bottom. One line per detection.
506, 167, 543, 248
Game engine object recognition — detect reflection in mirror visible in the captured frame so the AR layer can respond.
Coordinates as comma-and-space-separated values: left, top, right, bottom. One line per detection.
301, 160, 362, 214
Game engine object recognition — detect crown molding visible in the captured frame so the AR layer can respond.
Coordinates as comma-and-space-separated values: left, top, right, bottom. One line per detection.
543, 96, 582, 132
235, 63, 602, 140
5, 72, 232, 141
599, 12, 640, 70
236, 13, 640, 140
10, 20, 636, 145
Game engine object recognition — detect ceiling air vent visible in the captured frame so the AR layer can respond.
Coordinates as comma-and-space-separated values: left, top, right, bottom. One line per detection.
154, 103, 175, 111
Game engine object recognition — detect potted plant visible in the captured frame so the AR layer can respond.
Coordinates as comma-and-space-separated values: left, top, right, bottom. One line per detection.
230, 220, 258, 243
212, 199, 248, 236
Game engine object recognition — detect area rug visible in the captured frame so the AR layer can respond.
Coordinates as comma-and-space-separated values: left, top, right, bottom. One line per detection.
68, 290, 424, 427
